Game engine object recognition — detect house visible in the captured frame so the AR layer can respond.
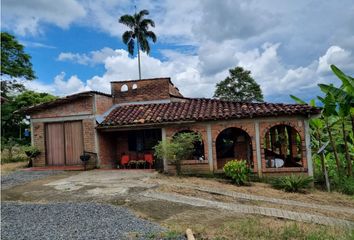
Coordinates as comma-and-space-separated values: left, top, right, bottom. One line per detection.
23, 77, 320, 176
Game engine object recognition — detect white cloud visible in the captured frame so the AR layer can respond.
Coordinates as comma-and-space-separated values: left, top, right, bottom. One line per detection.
57, 47, 119, 66
317, 46, 354, 75
48, 44, 354, 102
25, 72, 90, 96
2, 0, 86, 35
5, 0, 354, 103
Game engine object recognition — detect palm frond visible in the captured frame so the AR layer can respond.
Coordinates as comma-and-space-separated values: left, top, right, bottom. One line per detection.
119, 15, 135, 28
122, 31, 134, 44
145, 31, 157, 42
127, 39, 135, 56
140, 19, 155, 28
139, 9, 149, 17
139, 35, 150, 54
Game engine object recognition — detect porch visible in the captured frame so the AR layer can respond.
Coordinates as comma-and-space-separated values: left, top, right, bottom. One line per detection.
98, 128, 163, 170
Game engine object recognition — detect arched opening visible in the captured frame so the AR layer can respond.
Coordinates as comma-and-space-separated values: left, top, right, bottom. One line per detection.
132, 83, 138, 90
121, 84, 128, 92
264, 125, 302, 168
216, 128, 253, 169
173, 130, 205, 161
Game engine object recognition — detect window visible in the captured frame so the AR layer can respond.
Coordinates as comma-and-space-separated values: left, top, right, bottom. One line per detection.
121, 84, 128, 92
264, 125, 302, 168
128, 129, 161, 152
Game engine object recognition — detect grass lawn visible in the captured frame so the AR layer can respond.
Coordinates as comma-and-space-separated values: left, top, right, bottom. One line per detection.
160, 213, 354, 240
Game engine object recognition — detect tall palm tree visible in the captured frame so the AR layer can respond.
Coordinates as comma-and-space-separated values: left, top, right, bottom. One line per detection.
119, 9, 157, 80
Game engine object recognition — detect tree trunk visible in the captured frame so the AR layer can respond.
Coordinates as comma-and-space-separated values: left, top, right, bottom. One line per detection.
342, 120, 352, 176
318, 134, 330, 192
351, 115, 354, 135
137, 40, 141, 80
325, 120, 340, 173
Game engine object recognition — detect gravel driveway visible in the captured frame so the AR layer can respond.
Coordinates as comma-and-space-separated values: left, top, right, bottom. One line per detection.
1, 170, 64, 190
1, 202, 165, 240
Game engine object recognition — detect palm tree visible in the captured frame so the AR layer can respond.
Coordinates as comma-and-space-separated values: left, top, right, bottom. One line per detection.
119, 9, 157, 80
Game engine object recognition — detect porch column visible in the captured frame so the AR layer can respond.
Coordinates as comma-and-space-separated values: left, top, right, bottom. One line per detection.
161, 127, 168, 172
206, 124, 214, 172
30, 120, 34, 146
255, 121, 262, 177
304, 120, 313, 176
94, 119, 101, 167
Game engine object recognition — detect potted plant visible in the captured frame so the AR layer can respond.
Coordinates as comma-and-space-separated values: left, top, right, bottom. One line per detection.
80, 152, 91, 170
23, 146, 40, 167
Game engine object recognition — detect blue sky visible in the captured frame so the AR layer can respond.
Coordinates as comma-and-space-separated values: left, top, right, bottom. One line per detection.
2, 0, 354, 102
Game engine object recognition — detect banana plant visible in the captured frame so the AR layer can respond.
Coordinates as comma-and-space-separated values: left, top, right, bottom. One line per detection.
318, 65, 353, 176
319, 64, 354, 133
318, 93, 341, 173
290, 95, 331, 189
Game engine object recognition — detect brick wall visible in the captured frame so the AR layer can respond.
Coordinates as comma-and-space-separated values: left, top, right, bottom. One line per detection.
31, 97, 93, 119
111, 78, 180, 104
95, 94, 113, 115
32, 122, 45, 167
163, 117, 309, 176
97, 132, 116, 168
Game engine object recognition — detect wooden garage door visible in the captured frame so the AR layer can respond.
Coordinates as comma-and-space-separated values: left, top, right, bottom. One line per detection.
64, 121, 84, 165
45, 121, 84, 166
46, 122, 65, 166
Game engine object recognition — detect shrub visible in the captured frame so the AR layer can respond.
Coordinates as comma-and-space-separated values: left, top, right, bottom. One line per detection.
271, 174, 313, 192
223, 160, 250, 185
23, 146, 40, 158
154, 132, 201, 175
333, 176, 354, 195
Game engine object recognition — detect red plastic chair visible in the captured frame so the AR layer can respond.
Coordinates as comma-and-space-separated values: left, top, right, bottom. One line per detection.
144, 153, 154, 169
121, 155, 130, 168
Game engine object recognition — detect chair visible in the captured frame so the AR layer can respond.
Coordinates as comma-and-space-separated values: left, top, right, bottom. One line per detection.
144, 153, 154, 169
120, 155, 130, 168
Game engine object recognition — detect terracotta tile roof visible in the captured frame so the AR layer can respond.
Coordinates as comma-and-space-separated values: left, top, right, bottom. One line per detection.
99, 98, 321, 127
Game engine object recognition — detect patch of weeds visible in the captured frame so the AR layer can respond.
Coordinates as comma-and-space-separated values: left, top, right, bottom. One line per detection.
161, 230, 183, 240
281, 224, 303, 239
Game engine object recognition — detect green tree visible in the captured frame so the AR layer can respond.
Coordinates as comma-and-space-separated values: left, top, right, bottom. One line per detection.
154, 132, 201, 175
119, 9, 157, 80
1, 90, 57, 143
214, 67, 264, 102
1, 32, 36, 97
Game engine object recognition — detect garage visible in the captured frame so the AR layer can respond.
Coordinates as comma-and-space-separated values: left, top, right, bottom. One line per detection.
45, 121, 84, 166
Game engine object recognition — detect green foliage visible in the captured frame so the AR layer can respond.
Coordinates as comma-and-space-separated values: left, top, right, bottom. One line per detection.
271, 175, 313, 192
214, 66, 264, 102
1, 90, 57, 143
1, 142, 29, 164
290, 65, 354, 194
223, 160, 250, 185
1, 32, 36, 96
23, 145, 40, 158
154, 132, 201, 175
119, 9, 157, 79
333, 176, 354, 195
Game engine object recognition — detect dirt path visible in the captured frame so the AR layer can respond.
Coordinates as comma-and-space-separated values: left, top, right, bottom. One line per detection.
162, 183, 354, 215
142, 190, 354, 228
